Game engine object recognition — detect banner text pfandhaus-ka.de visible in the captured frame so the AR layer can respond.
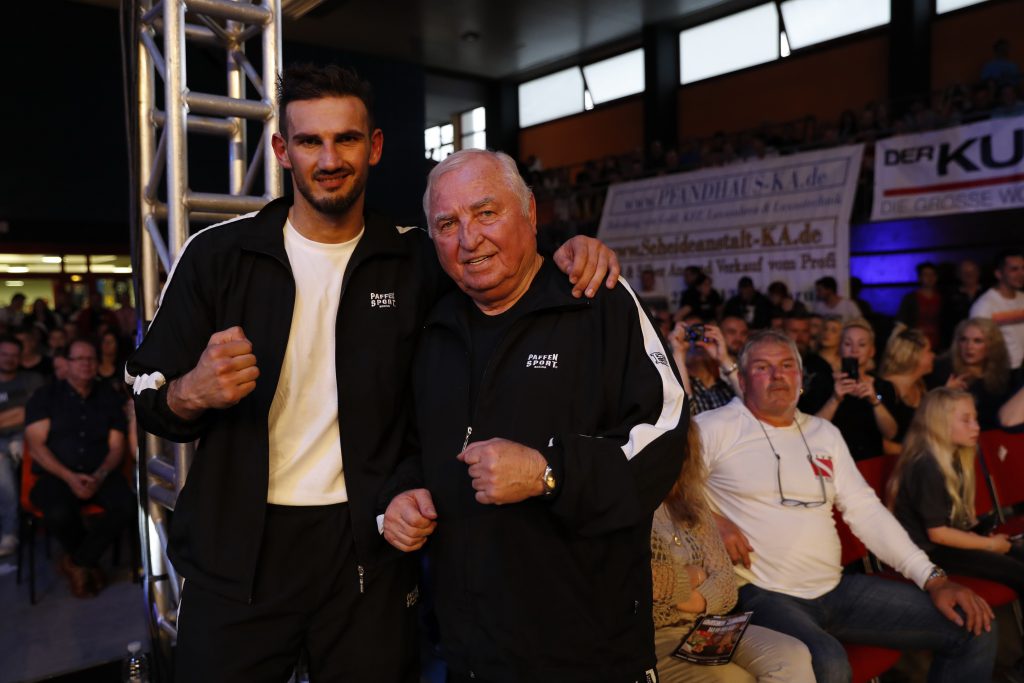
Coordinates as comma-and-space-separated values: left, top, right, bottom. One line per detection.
597, 144, 864, 310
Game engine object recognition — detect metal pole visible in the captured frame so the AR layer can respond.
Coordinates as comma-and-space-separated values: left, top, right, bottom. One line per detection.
163, 0, 189, 257
227, 20, 246, 195
264, 0, 283, 199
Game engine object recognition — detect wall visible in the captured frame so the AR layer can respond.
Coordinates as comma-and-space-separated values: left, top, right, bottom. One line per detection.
518, 98, 644, 169
678, 34, 889, 140
931, 0, 1024, 92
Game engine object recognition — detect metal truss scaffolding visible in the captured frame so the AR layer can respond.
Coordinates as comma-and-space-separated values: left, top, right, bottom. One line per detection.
131, 0, 282, 673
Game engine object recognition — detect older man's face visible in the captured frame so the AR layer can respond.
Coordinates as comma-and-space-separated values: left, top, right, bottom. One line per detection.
429, 158, 538, 310
739, 341, 802, 423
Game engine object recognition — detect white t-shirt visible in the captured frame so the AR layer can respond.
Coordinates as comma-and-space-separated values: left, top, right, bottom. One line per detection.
695, 398, 933, 599
267, 220, 362, 505
811, 297, 862, 322
970, 288, 1024, 369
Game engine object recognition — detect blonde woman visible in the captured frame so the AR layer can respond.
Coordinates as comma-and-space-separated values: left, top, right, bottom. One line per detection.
928, 318, 1019, 430
879, 327, 937, 450
888, 388, 1024, 596
815, 319, 897, 460
651, 425, 814, 682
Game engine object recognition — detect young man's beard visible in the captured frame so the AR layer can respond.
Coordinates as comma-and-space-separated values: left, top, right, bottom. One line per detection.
297, 170, 368, 217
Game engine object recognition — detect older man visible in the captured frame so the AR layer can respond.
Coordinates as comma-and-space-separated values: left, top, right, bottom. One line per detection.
25, 339, 133, 596
383, 149, 687, 683
696, 329, 997, 683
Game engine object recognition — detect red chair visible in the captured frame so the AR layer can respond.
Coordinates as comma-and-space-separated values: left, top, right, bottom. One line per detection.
977, 430, 1024, 535
833, 507, 903, 683
855, 454, 1024, 636
16, 442, 110, 604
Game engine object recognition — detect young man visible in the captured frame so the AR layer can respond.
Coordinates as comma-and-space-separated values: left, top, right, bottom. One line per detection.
970, 249, 1024, 368
127, 64, 619, 682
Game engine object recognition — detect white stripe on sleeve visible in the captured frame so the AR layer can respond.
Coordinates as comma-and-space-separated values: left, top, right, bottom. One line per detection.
618, 277, 687, 460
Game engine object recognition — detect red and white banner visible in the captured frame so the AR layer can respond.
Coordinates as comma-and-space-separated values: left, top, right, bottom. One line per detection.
872, 114, 1024, 221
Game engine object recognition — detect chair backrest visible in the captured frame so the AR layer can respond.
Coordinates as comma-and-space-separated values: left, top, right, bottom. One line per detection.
834, 508, 868, 567
854, 456, 890, 500
20, 439, 43, 516
978, 429, 1024, 510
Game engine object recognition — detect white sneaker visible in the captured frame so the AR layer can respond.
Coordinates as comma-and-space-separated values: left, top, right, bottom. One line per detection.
0, 534, 17, 557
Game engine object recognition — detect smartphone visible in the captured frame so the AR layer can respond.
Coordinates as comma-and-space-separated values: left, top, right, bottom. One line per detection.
840, 357, 859, 381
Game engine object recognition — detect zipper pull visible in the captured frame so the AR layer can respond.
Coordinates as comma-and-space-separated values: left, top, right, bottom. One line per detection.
462, 426, 473, 452
357, 565, 365, 594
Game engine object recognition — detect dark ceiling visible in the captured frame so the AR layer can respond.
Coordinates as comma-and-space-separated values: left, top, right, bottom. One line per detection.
74, 0, 749, 122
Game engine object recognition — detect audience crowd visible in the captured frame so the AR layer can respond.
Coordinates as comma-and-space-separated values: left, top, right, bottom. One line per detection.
526, 39, 1023, 241
0, 290, 136, 597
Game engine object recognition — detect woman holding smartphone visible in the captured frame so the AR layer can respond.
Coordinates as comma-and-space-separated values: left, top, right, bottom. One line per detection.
815, 319, 898, 460
888, 388, 1024, 596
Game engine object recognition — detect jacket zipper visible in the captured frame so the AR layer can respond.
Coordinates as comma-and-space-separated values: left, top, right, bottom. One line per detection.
462, 426, 473, 451
357, 565, 365, 594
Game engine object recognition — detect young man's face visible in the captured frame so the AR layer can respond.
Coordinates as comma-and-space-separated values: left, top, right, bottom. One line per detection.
273, 96, 383, 219
996, 256, 1024, 291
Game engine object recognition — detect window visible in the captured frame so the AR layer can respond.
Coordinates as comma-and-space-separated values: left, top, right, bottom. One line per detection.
780, 0, 889, 50
424, 123, 454, 162
582, 49, 645, 105
679, 3, 779, 84
519, 67, 585, 128
460, 107, 486, 150
936, 0, 990, 13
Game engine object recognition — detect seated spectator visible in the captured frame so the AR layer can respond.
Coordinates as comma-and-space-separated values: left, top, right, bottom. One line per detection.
897, 262, 943, 352
26, 298, 58, 332
723, 277, 773, 330
782, 312, 833, 415
23, 340, 134, 597
817, 315, 843, 373
816, 319, 898, 461
676, 272, 722, 323
697, 330, 996, 683
879, 327, 938, 453
808, 313, 824, 351
113, 292, 137, 339
652, 423, 814, 682
929, 318, 1023, 430
945, 259, 984, 345
767, 281, 808, 318
669, 322, 741, 415
638, 268, 670, 316
889, 388, 1024, 599
96, 330, 129, 399
0, 294, 26, 330
980, 38, 1021, 89
0, 336, 45, 556
812, 276, 862, 322
15, 324, 53, 380
993, 82, 1024, 118
719, 315, 749, 357
47, 327, 68, 358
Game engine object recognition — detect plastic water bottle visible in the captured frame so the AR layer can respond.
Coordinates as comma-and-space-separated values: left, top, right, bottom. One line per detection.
122, 641, 150, 683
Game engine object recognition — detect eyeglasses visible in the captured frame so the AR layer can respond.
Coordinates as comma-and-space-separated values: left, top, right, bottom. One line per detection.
755, 417, 827, 508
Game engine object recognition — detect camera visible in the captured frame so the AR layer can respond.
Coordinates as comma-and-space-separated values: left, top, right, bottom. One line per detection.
685, 324, 706, 343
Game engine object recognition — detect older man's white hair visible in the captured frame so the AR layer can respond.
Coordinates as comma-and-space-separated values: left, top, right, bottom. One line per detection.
422, 149, 533, 233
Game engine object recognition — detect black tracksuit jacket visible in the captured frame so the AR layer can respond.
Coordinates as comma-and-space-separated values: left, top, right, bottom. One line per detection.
126, 198, 442, 602
400, 260, 688, 683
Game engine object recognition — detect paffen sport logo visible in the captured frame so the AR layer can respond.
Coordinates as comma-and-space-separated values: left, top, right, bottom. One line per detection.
370, 292, 396, 309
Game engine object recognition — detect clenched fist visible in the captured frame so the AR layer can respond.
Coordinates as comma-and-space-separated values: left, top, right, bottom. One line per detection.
168, 326, 259, 420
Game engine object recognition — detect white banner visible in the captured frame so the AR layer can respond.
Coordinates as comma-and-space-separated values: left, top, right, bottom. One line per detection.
872, 114, 1024, 221
597, 145, 864, 311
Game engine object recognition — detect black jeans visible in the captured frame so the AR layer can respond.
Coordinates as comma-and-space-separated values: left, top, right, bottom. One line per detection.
29, 470, 134, 567
928, 541, 1024, 597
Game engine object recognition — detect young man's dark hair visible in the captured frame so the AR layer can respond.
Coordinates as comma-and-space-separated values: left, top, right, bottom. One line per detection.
814, 276, 837, 293
915, 261, 937, 277
276, 63, 375, 137
994, 248, 1024, 272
